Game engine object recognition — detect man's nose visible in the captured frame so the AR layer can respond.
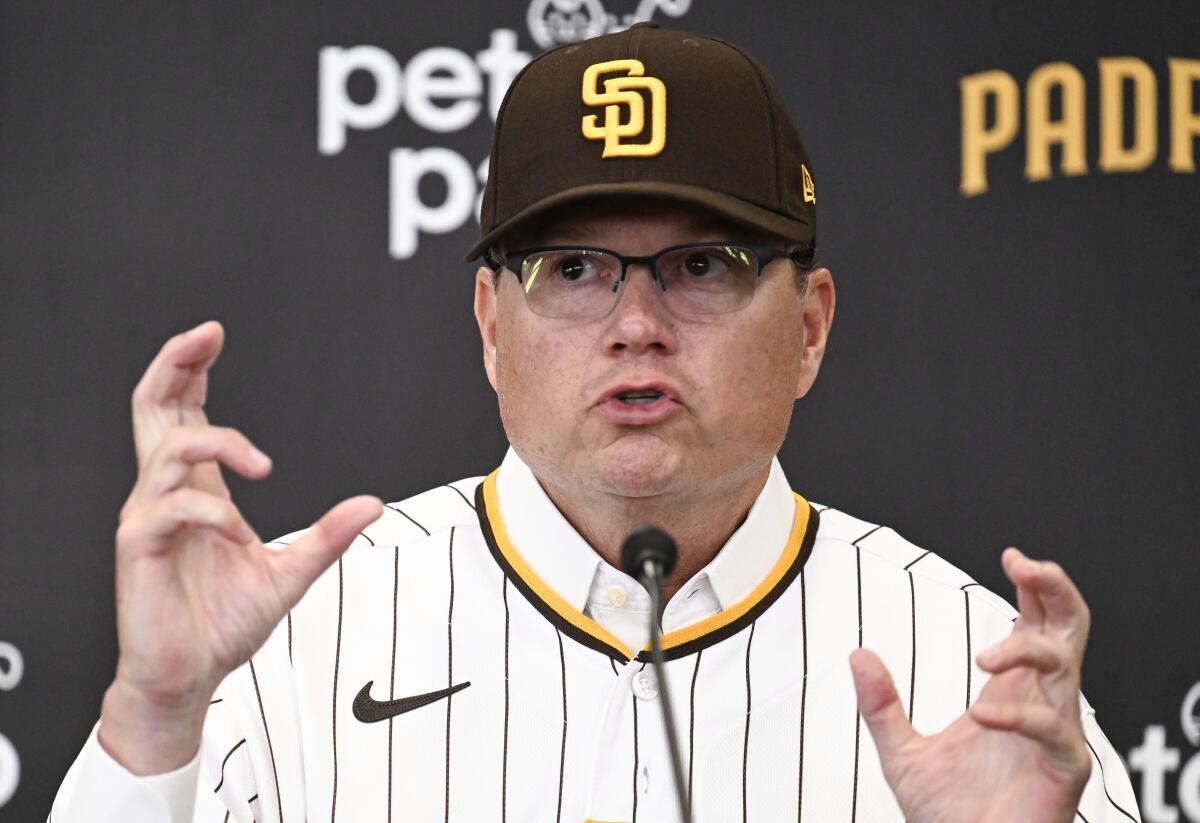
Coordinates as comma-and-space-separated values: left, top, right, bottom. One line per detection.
604, 264, 679, 354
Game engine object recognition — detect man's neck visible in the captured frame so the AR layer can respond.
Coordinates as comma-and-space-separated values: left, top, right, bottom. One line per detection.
537, 464, 773, 602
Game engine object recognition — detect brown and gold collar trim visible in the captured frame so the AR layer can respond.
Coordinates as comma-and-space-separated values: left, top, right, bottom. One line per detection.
475, 470, 820, 662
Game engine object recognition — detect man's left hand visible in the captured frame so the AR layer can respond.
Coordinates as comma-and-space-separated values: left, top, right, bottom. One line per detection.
850, 547, 1093, 823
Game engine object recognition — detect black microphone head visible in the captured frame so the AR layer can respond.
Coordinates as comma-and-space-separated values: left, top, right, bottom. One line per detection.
620, 525, 679, 581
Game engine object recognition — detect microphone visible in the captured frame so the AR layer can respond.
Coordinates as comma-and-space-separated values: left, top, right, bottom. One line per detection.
621, 526, 691, 823
621, 524, 679, 587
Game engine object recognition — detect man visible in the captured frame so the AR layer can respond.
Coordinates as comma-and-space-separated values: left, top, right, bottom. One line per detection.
52, 22, 1140, 822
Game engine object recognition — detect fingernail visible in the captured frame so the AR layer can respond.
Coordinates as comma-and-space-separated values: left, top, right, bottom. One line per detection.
251, 448, 272, 469
977, 648, 998, 666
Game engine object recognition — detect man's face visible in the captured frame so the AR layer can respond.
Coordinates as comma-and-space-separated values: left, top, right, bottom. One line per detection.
474, 198, 835, 504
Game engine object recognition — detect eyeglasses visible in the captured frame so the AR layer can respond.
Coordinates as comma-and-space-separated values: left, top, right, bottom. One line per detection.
490, 242, 796, 320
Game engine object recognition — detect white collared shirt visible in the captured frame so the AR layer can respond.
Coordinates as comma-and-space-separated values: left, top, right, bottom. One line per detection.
51, 448, 1139, 822
495, 448, 796, 652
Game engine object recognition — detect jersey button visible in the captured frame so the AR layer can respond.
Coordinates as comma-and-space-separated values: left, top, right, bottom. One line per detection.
605, 585, 628, 607
632, 670, 659, 700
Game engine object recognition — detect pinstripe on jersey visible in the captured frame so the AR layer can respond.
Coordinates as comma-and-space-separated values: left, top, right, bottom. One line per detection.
50, 449, 1141, 822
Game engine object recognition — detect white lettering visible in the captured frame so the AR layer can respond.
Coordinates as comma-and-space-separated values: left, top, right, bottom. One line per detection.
475, 155, 490, 226
1182, 682, 1200, 747
0, 643, 21, 692
405, 48, 484, 133
319, 45, 405, 156
389, 147, 477, 259
1131, 725, 1182, 823
320, 30, 531, 151
476, 29, 531, 122
1181, 751, 1200, 822
0, 733, 17, 808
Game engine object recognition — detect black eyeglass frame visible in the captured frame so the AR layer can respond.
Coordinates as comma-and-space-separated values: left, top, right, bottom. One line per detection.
485, 241, 806, 295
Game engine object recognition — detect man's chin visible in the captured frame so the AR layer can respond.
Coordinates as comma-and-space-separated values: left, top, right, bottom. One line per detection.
590, 434, 685, 497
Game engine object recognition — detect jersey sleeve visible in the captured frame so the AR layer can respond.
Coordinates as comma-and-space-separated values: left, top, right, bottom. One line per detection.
50, 723, 204, 822
1077, 703, 1142, 821
50, 617, 302, 822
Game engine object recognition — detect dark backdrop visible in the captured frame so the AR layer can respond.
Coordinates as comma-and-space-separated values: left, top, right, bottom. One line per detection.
2, 1, 1198, 819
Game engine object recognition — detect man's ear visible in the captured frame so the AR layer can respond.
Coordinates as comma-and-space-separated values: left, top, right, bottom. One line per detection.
474, 265, 500, 391
795, 267, 836, 400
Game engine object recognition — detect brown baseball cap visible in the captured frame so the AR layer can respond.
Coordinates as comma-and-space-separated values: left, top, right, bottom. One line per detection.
465, 22, 817, 261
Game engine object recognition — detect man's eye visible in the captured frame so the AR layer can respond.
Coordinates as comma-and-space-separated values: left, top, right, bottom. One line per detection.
682, 252, 730, 277
557, 256, 595, 282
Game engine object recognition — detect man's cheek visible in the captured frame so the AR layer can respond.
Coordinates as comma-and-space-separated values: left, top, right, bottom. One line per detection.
495, 318, 543, 381
722, 352, 794, 425
501, 338, 576, 413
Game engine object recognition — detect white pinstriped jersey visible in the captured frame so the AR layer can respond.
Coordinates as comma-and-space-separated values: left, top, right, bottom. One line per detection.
53, 449, 1140, 822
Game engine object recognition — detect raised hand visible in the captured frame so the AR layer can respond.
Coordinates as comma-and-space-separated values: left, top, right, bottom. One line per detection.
98, 322, 382, 774
850, 548, 1093, 823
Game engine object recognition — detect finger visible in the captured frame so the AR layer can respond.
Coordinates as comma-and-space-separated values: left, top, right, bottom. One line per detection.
135, 425, 272, 500
131, 322, 225, 463
972, 700, 1092, 785
1003, 548, 1090, 643
977, 632, 1072, 680
970, 700, 1075, 750
133, 321, 224, 410
849, 648, 918, 759
1003, 548, 1046, 632
118, 488, 258, 555
267, 496, 384, 609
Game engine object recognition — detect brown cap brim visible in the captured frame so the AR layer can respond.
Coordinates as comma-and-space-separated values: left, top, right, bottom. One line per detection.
464, 181, 813, 262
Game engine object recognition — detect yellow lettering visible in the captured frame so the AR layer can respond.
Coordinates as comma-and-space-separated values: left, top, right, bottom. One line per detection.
1025, 62, 1087, 182
1169, 58, 1200, 173
1099, 57, 1157, 172
960, 70, 1020, 196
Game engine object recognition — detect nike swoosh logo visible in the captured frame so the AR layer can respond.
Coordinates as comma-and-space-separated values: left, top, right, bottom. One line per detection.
352, 679, 471, 723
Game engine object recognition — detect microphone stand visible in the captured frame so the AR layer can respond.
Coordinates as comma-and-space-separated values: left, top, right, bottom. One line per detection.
639, 558, 693, 823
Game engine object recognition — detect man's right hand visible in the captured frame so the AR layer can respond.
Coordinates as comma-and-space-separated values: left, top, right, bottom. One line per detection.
98, 321, 382, 774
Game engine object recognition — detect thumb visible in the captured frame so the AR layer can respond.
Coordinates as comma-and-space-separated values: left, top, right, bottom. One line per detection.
850, 648, 918, 760
268, 495, 384, 608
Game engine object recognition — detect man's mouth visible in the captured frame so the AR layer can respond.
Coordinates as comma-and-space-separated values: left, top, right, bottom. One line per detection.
616, 389, 664, 405
597, 383, 683, 424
